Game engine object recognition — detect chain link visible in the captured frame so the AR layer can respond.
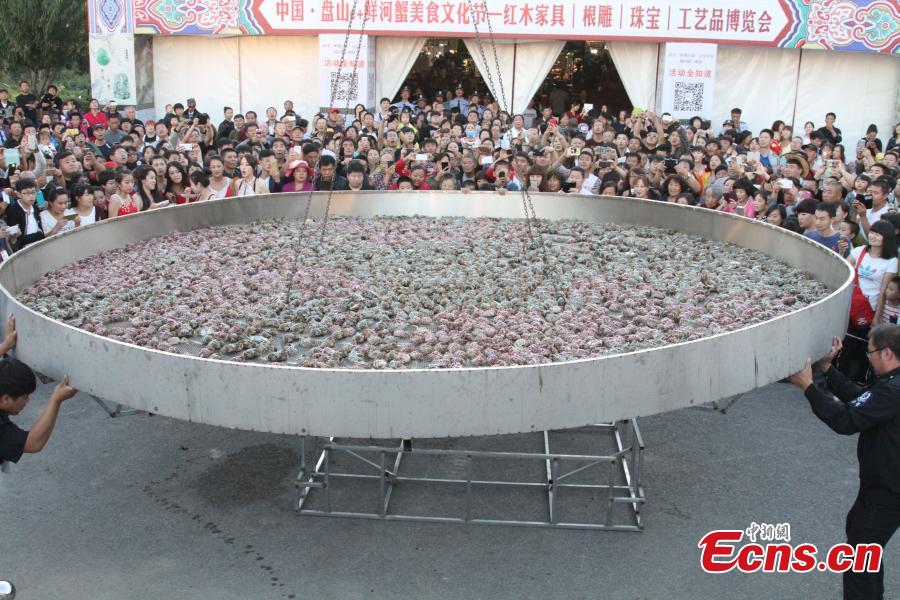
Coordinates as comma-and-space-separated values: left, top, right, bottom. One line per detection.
276, 0, 367, 327
466, 0, 567, 311
321, 0, 371, 244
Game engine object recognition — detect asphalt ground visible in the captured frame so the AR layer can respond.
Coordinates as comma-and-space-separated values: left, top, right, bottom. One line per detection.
1, 379, 892, 599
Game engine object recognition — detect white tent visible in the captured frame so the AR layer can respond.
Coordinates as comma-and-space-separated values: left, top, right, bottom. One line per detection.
151, 34, 899, 143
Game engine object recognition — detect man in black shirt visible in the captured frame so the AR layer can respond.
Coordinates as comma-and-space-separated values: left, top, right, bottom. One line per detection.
0, 89, 13, 120
0, 315, 76, 473
789, 325, 900, 599
816, 111, 843, 145
14, 81, 38, 124
39, 85, 63, 114
313, 154, 348, 191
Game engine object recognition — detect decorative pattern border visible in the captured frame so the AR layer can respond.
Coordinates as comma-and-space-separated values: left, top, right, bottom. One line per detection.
88, 0, 899, 54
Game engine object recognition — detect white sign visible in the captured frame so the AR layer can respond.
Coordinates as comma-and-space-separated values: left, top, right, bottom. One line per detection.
89, 33, 137, 104
258, 0, 789, 45
318, 34, 376, 112
659, 42, 717, 119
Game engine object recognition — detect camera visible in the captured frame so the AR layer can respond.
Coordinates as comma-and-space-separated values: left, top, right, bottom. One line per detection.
561, 181, 576, 192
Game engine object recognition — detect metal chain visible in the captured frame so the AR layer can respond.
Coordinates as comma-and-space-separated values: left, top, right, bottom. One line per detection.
321, 0, 371, 244
463, 0, 535, 241
275, 0, 366, 326
472, 0, 567, 312
480, 3, 510, 116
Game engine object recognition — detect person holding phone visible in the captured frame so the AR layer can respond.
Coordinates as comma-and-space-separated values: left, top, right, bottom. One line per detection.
4, 178, 44, 251
854, 178, 892, 236
39, 187, 79, 236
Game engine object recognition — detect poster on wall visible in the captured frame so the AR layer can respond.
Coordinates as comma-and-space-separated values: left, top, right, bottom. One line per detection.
318, 34, 376, 112
89, 33, 138, 104
659, 42, 717, 120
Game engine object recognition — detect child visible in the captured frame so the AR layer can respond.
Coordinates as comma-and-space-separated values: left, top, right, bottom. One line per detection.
878, 276, 900, 325
4, 178, 45, 251
805, 202, 850, 257
0, 316, 77, 473
396, 176, 414, 191
839, 220, 860, 248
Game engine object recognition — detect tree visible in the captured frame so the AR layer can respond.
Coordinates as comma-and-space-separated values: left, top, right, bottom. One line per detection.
0, 0, 88, 94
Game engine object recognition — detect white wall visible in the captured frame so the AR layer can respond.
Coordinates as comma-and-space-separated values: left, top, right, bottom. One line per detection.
795, 50, 899, 146
152, 36, 319, 122
712, 46, 898, 143
237, 36, 319, 121
153, 36, 240, 122
713, 45, 800, 135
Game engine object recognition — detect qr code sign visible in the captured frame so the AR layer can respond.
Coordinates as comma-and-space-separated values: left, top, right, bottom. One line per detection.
330, 72, 359, 103
673, 81, 704, 112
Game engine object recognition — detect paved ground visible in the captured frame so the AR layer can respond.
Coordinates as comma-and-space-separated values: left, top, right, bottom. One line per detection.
1, 379, 892, 599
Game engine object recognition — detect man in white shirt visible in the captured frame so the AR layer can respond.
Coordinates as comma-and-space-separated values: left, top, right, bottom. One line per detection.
5, 178, 44, 251
855, 178, 893, 236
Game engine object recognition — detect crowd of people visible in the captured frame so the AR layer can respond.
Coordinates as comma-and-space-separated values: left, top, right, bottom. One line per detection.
0, 82, 898, 377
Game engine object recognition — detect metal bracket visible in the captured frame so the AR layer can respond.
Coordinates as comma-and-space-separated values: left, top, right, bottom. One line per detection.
295, 421, 645, 531
89, 394, 143, 418
691, 393, 746, 414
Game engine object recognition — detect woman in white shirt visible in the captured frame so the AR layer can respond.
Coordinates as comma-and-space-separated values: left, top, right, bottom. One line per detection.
40, 187, 79, 236
233, 155, 268, 197
842, 220, 899, 380
69, 183, 98, 226
850, 220, 899, 319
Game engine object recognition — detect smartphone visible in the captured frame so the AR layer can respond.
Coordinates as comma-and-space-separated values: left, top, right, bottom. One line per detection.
566, 147, 578, 157
415, 153, 428, 161
4, 149, 19, 167
598, 160, 613, 168
156, 200, 171, 208
178, 143, 192, 151
63, 213, 78, 221
583, 103, 594, 113
548, 117, 559, 127
480, 156, 493, 165
6, 225, 20, 236
747, 151, 760, 162
777, 178, 793, 189
664, 157, 677, 173
861, 193, 873, 209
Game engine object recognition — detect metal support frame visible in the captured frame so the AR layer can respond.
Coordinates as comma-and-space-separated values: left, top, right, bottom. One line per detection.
296, 420, 645, 531
89, 394, 143, 418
